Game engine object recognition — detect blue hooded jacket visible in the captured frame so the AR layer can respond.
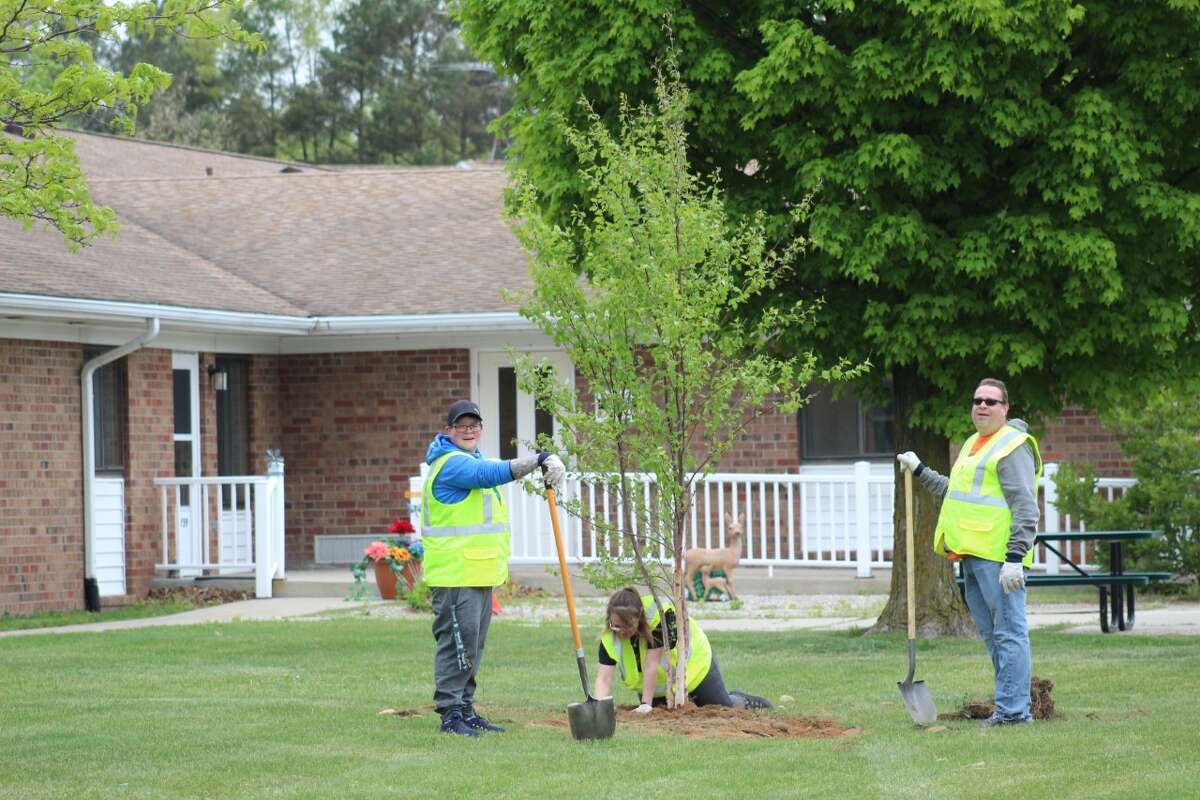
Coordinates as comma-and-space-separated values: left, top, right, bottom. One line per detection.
424, 433, 514, 505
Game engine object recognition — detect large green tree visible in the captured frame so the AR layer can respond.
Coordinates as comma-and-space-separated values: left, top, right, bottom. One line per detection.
1, 0, 254, 247
457, 0, 1200, 634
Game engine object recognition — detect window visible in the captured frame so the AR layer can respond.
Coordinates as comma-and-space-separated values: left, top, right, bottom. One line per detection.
800, 384, 894, 460
498, 367, 518, 460
86, 348, 127, 474
173, 364, 195, 505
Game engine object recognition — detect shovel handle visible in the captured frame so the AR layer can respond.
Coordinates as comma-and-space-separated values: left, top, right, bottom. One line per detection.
547, 488, 584, 652
904, 468, 916, 641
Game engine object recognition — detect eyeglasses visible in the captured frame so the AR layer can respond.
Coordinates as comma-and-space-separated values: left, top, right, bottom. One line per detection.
972, 397, 1005, 407
452, 422, 482, 432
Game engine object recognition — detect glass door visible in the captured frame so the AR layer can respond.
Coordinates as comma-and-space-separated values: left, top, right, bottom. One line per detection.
477, 350, 573, 559
172, 353, 202, 575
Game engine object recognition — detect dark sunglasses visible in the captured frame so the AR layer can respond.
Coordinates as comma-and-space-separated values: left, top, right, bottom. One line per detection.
972, 397, 1005, 407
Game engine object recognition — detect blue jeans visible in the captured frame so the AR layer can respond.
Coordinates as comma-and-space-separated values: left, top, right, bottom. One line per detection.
961, 557, 1032, 720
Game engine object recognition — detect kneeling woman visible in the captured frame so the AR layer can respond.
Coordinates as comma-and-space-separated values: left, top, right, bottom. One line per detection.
594, 587, 768, 712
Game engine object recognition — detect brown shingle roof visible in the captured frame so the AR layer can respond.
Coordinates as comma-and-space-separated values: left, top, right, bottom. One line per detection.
0, 131, 531, 317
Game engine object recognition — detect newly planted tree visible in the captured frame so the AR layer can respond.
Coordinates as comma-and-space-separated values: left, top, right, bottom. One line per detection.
507, 67, 856, 706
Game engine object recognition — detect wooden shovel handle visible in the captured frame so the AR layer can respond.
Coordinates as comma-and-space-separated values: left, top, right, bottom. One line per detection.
905, 468, 916, 640
547, 488, 584, 652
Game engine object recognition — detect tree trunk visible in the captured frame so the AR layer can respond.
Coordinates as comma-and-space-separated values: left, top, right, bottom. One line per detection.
671, 558, 689, 708
870, 367, 974, 637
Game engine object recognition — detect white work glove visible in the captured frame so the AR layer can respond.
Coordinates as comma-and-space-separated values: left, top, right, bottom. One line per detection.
896, 451, 921, 473
634, 703, 653, 714
541, 454, 566, 492
999, 561, 1026, 593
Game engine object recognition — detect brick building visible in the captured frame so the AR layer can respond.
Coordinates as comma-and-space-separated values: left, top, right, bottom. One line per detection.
0, 132, 1128, 615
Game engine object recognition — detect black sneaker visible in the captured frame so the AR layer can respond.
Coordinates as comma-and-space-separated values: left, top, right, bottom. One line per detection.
979, 712, 1032, 728
440, 710, 480, 737
730, 691, 774, 710
463, 710, 506, 733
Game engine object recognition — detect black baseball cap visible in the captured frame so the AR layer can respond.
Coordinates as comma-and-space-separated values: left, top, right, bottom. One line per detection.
446, 399, 483, 425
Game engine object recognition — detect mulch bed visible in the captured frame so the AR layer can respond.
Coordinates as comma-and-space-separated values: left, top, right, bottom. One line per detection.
146, 586, 251, 607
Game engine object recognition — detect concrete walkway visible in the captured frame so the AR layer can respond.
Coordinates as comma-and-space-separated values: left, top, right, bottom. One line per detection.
0, 597, 360, 638
696, 602, 1200, 636
5, 591, 1199, 638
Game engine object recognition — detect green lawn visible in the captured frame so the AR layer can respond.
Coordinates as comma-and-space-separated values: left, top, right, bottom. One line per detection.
2, 614, 1198, 800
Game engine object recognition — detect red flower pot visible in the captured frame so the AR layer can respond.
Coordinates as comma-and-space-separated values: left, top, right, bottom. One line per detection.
373, 560, 399, 600
374, 559, 421, 600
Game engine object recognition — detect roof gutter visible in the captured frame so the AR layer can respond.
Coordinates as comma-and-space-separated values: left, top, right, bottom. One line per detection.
0, 293, 537, 337
307, 311, 535, 334
1, 293, 307, 335
81, 317, 159, 611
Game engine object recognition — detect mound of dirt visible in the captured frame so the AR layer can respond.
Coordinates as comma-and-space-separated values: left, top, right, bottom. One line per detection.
940, 675, 1055, 721
532, 704, 860, 740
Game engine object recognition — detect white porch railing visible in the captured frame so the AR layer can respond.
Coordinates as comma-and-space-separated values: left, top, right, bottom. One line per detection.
409, 461, 1131, 577
154, 459, 286, 598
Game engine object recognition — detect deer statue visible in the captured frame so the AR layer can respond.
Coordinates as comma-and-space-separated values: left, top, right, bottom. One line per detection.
684, 513, 744, 601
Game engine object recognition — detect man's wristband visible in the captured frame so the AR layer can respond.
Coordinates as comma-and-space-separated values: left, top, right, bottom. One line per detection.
537, 452, 550, 466
913, 464, 925, 478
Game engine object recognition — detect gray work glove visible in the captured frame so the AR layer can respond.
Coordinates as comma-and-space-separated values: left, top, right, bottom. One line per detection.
509, 453, 542, 480
999, 561, 1026, 593
541, 454, 566, 492
510, 452, 566, 491
896, 451, 921, 473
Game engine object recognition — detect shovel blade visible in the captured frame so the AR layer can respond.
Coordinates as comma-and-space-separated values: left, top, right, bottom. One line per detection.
567, 697, 616, 741
898, 679, 937, 725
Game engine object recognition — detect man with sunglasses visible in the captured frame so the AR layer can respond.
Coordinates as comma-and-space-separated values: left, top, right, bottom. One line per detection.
422, 399, 566, 736
897, 378, 1042, 726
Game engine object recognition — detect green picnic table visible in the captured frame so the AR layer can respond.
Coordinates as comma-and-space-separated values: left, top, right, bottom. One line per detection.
955, 531, 1167, 632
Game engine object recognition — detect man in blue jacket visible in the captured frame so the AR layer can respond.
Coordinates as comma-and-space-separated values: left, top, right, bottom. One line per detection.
422, 399, 565, 736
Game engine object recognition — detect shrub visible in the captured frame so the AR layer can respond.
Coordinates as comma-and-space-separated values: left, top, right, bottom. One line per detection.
1053, 384, 1200, 582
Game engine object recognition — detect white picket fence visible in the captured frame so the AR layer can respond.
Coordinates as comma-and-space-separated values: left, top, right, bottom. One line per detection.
409, 461, 1133, 577
154, 460, 286, 597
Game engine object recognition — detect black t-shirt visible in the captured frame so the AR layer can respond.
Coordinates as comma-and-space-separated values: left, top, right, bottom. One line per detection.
598, 609, 678, 672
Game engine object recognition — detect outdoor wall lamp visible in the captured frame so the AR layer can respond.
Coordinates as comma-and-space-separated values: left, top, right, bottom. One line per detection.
207, 364, 229, 392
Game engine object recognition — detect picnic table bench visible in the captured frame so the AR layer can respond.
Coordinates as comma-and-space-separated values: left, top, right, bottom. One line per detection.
955, 530, 1168, 633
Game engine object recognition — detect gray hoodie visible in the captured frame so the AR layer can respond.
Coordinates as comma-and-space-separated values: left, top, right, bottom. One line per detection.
915, 418, 1041, 563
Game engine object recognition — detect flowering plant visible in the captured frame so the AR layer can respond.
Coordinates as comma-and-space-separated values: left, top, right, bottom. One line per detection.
348, 518, 423, 594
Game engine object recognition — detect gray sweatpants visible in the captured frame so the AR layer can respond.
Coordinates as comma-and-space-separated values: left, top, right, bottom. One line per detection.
431, 586, 494, 716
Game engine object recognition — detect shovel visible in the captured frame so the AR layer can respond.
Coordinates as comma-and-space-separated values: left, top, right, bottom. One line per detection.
897, 467, 937, 725
546, 485, 616, 741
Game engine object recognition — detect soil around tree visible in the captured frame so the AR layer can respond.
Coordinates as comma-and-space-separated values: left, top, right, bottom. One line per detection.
534, 704, 862, 740
939, 675, 1056, 721
383, 703, 860, 739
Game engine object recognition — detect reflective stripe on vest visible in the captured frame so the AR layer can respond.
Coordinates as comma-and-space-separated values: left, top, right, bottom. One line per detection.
934, 425, 1042, 565
599, 595, 712, 695
423, 485, 505, 536
421, 450, 511, 587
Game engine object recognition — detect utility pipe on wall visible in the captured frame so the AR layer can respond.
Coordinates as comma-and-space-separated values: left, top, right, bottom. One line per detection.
80, 317, 160, 611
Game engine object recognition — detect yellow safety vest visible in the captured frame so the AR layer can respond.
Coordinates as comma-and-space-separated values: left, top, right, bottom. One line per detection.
421, 451, 511, 587
934, 424, 1042, 566
599, 594, 712, 696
